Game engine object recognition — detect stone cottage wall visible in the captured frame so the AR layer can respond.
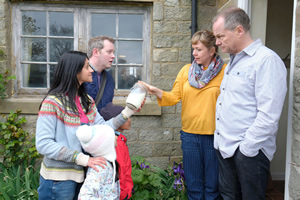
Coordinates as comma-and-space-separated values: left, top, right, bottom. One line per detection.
289, 1, 300, 198
0, 0, 217, 169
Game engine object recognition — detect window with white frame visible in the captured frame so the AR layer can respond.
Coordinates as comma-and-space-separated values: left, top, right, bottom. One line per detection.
12, 3, 150, 94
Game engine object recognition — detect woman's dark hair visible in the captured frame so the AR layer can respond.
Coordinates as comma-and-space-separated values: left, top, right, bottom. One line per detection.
40, 51, 91, 115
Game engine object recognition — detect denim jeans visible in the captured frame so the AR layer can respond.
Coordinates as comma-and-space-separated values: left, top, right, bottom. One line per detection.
180, 130, 220, 200
38, 176, 78, 200
216, 148, 270, 200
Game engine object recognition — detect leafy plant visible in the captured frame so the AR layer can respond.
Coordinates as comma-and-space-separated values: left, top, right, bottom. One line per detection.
0, 70, 15, 100
0, 159, 40, 200
0, 110, 39, 168
130, 156, 187, 200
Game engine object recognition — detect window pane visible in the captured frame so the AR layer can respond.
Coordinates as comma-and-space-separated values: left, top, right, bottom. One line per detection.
118, 66, 141, 89
50, 38, 74, 62
106, 67, 115, 81
119, 14, 143, 38
22, 11, 46, 35
49, 12, 74, 36
22, 64, 47, 87
50, 64, 56, 85
22, 38, 46, 62
118, 41, 142, 64
91, 14, 116, 37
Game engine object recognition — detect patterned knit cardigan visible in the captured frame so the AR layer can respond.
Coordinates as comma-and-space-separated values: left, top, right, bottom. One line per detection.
35, 95, 126, 183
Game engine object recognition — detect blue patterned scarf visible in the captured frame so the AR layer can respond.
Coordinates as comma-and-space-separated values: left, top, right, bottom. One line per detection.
188, 55, 224, 88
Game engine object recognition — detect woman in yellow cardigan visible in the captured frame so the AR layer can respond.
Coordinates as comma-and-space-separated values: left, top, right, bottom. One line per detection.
140, 30, 226, 200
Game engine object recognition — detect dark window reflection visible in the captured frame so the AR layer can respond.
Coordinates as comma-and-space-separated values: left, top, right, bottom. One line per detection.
119, 14, 143, 38
22, 38, 46, 62
22, 11, 46, 35
50, 38, 74, 62
118, 67, 141, 89
91, 13, 116, 37
118, 41, 142, 64
50, 64, 56, 85
49, 12, 74, 36
22, 64, 47, 88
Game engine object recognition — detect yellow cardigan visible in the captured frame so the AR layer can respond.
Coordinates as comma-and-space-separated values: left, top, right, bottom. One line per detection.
158, 63, 226, 135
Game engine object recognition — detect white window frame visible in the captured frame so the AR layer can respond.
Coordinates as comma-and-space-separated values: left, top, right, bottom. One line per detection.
12, 3, 150, 96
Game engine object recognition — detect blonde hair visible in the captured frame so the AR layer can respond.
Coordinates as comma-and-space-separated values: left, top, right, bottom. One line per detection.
191, 30, 218, 53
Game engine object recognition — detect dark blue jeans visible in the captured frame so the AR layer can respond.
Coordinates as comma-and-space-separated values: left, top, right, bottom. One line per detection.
38, 176, 78, 200
216, 148, 270, 200
180, 130, 220, 200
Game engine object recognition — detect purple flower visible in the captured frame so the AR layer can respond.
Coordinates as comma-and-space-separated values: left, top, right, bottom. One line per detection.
173, 163, 184, 176
173, 177, 183, 191
140, 162, 149, 169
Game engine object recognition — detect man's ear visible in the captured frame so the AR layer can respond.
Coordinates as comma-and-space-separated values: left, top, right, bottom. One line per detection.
92, 48, 99, 56
235, 25, 245, 37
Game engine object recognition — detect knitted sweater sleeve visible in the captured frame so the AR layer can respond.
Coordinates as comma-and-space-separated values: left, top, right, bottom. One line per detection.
35, 97, 78, 163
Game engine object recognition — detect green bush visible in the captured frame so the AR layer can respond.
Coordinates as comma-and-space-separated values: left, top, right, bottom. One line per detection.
0, 159, 40, 200
0, 70, 15, 100
0, 110, 39, 168
131, 156, 187, 200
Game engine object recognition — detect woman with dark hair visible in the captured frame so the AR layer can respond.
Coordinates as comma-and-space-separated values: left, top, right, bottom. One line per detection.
35, 51, 136, 200
140, 31, 226, 200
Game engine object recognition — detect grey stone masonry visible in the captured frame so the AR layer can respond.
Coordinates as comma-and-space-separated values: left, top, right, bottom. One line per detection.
289, 1, 300, 198
0, 0, 218, 171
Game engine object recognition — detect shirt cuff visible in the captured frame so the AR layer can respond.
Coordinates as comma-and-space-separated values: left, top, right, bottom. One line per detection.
75, 152, 89, 167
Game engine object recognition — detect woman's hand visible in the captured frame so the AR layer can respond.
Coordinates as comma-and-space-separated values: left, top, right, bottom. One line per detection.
138, 81, 163, 99
87, 156, 107, 172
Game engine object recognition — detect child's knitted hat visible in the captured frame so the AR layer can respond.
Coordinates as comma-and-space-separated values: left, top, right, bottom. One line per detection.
100, 102, 124, 121
76, 124, 117, 186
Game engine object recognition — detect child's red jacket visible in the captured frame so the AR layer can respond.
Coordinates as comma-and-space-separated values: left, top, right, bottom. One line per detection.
116, 134, 133, 200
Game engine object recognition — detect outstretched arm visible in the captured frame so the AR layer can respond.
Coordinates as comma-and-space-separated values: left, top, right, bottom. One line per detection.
138, 81, 163, 99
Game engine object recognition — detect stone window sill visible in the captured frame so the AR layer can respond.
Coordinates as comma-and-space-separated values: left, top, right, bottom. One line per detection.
0, 96, 161, 115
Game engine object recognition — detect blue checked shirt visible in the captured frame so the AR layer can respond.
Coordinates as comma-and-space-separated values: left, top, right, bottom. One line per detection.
214, 39, 287, 161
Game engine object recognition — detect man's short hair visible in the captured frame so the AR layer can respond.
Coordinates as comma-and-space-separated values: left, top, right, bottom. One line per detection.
87, 36, 115, 58
213, 7, 251, 32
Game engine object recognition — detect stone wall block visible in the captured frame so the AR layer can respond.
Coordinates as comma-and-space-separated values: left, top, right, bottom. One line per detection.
154, 21, 177, 33
292, 139, 300, 164
165, 0, 179, 7
173, 128, 181, 140
152, 63, 161, 76
20, 114, 38, 136
164, 6, 191, 21
162, 114, 181, 128
177, 22, 191, 34
0, 19, 5, 30
181, 0, 192, 6
0, 4, 5, 18
124, 128, 139, 142
176, 103, 182, 114
289, 166, 300, 199
162, 106, 176, 114
0, 31, 6, 45
128, 142, 153, 157
199, 0, 216, 6
140, 128, 173, 142
153, 2, 163, 21
145, 156, 170, 169
197, 6, 217, 30
153, 35, 190, 48
179, 48, 191, 62
152, 77, 176, 90
153, 49, 178, 62
131, 116, 162, 128
152, 142, 182, 156
161, 63, 183, 76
